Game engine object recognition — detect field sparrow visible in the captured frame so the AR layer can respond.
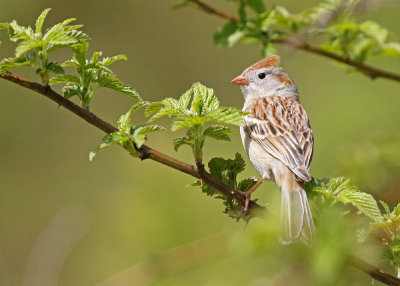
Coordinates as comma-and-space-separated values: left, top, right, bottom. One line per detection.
232, 56, 315, 244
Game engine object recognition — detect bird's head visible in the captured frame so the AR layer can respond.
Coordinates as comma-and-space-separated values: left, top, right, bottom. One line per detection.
232, 56, 298, 99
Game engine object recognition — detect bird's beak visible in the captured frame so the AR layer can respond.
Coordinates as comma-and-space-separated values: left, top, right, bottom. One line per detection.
231, 75, 249, 85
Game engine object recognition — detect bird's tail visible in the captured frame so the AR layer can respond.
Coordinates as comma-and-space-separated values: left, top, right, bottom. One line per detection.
280, 186, 314, 244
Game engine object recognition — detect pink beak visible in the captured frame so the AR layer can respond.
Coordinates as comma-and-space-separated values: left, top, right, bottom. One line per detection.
231, 75, 249, 85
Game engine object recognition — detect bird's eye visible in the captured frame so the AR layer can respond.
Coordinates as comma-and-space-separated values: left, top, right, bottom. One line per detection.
258, 72, 266, 79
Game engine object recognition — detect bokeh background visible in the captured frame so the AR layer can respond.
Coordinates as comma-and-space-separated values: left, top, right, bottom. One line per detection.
0, 1, 399, 285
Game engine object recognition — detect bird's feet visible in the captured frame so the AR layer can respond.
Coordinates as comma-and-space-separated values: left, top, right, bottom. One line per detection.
239, 178, 265, 216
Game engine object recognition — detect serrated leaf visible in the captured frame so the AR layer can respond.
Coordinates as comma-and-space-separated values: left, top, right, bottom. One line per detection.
89, 133, 132, 161
178, 88, 192, 110
208, 107, 246, 126
392, 203, 400, 217
49, 74, 80, 85
208, 153, 246, 188
0, 56, 34, 73
380, 200, 391, 215
203, 125, 232, 141
117, 101, 148, 133
145, 102, 166, 117
9, 20, 33, 41
15, 40, 45, 57
35, 8, 51, 34
237, 178, 258, 192
171, 116, 214, 131
96, 73, 141, 101
46, 62, 64, 74
131, 125, 165, 147
101, 54, 127, 66
312, 177, 383, 222
173, 137, 192, 151
62, 82, 80, 99
191, 82, 219, 115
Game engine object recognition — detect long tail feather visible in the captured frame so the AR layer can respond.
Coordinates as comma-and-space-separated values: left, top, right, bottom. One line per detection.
280, 186, 314, 244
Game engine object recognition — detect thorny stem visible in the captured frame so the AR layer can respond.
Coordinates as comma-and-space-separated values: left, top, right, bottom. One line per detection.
187, 0, 400, 83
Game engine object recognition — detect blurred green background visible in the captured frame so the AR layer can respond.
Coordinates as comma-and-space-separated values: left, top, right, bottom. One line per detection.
0, 1, 399, 285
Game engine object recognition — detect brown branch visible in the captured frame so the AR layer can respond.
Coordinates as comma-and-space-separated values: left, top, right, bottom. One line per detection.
350, 257, 400, 286
187, 0, 400, 83
189, 0, 237, 21
0, 71, 264, 216
282, 38, 400, 82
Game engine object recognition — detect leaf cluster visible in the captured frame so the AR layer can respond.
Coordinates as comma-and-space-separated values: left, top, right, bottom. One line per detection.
0, 8, 139, 108
89, 102, 164, 161
190, 153, 257, 219
50, 43, 140, 108
186, 0, 400, 63
306, 176, 400, 269
146, 82, 246, 165
0, 8, 88, 84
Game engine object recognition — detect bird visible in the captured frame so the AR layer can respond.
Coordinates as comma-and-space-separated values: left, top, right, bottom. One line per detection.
231, 56, 315, 244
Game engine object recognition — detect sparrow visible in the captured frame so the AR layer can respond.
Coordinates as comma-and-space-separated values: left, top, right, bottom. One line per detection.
232, 56, 315, 244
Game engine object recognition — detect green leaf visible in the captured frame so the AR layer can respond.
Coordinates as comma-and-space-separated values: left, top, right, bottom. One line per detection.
359, 21, 388, 44
131, 125, 165, 147
15, 40, 45, 57
171, 116, 214, 131
392, 203, 400, 217
214, 21, 241, 47
46, 62, 64, 74
0, 23, 9, 30
380, 200, 391, 215
0, 56, 34, 73
208, 153, 246, 188
382, 42, 400, 57
117, 101, 148, 133
101, 54, 127, 66
89, 133, 132, 161
203, 125, 232, 141
49, 75, 80, 85
311, 177, 383, 222
62, 82, 80, 99
96, 73, 141, 101
208, 107, 246, 126
191, 82, 219, 116
178, 88, 192, 110
237, 178, 258, 192
35, 8, 51, 34
246, 0, 267, 13
173, 137, 192, 151
145, 102, 166, 117
8, 20, 33, 41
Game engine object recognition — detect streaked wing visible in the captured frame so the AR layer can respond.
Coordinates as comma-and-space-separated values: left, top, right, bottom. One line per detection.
243, 96, 314, 181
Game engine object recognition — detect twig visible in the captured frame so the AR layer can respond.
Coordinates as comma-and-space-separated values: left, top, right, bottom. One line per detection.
350, 257, 400, 286
187, 0, 400, 83
189, 0, 237, 21
0, 71, 264, 216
